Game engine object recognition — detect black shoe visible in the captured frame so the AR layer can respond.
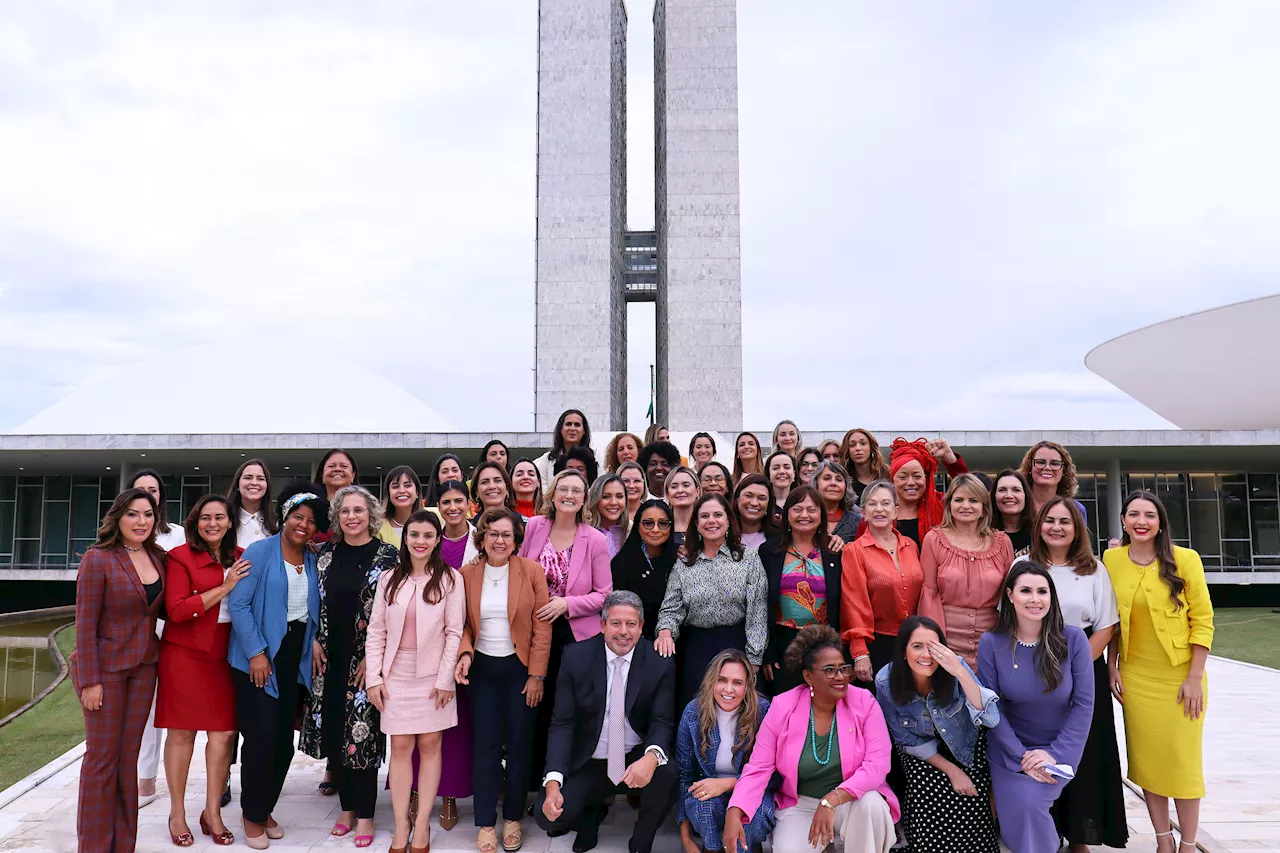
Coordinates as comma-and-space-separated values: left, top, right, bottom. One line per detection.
571, 823, 599, 853
547, 829, 570, 838
220, 784, 231, 809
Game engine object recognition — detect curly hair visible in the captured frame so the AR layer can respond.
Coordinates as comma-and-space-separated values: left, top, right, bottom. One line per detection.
605, 432, 644, 473
783, 623, 843, 674
1019, 441, 1078, 499
328, 484, 385, 542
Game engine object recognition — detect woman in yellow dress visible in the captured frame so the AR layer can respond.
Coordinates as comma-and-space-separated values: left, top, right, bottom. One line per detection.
1104, 490, 1214, 853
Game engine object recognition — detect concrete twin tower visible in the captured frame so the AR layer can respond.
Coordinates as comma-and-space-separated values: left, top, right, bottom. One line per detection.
534, 0, 743, 434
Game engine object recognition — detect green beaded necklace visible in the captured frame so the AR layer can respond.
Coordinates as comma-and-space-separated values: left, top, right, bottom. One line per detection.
808, 706, 834, 766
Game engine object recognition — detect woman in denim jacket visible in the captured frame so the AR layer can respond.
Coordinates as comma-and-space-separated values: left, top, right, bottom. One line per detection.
874, 615, 1000, 853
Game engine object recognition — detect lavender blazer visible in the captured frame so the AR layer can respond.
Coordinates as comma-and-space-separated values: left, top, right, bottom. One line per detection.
518, 516, 613, 641
728, 683, 901, 821
365, 568, 465, 693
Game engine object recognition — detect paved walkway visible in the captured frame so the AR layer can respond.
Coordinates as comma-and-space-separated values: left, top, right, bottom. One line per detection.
0, 656, 1274, 852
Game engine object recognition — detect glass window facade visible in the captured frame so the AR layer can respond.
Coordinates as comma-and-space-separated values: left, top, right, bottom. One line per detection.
0, 476, 117, 568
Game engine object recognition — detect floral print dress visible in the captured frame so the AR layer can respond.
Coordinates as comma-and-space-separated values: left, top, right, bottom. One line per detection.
300, 538, 399, 770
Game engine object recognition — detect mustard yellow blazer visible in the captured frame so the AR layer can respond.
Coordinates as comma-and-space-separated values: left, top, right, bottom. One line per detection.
1103, 544, 1214, 667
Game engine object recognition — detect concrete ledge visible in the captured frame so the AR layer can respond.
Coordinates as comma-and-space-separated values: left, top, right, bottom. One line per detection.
0, 622, 71, 730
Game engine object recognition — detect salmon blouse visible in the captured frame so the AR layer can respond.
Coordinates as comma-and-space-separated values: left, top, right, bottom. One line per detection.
839, 530, 924, 659
917, 529, 1014, 668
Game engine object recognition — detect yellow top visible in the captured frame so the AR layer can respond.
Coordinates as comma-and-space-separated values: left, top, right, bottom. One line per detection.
1103, 544, 1214, 667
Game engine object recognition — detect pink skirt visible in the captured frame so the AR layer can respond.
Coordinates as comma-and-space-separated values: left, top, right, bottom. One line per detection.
380, 647, 458, 735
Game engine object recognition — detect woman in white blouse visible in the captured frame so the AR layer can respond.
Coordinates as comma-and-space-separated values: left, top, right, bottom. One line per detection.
228, 458, 277, 549
1014, 497, 1126, 852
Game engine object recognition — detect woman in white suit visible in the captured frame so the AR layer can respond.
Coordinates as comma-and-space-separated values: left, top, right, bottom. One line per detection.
367, 510, 465, 853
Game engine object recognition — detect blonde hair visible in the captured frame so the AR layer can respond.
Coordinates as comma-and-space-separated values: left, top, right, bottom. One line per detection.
771, 419, 801, 453
939, 473, 993, 537
539, 470, 589, 524
586, 474, 631, 539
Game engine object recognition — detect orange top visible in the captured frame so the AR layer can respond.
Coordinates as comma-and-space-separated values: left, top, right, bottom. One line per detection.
840, 530, 924, 658
918, 529, 1014, 667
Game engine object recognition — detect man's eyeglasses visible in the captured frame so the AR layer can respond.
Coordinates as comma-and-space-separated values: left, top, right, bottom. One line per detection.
640, 519, 672, 531
1032, 459, 1064, 470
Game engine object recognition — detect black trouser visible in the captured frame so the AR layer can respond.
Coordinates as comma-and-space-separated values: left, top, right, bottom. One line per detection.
470, 652, 536, 826
332, 764, 378, 820
534, 747, 679, 853
233, 620, 306, 824
529, 618, 575, 790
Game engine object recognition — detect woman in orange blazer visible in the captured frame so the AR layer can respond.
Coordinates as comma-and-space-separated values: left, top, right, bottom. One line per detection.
366, 510, 466, 853
157, 495, 250, 847
456, 507, 552, 853
72, 487, 166, 853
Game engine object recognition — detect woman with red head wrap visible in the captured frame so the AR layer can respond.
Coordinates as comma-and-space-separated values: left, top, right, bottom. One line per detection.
887, 437, 968, 546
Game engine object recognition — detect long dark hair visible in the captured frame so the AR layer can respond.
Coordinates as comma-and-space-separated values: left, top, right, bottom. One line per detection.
184, 495, 239, 568
1029, 496, 1096, 576
683, 493, 744, 564
551, 408, 591, 460
481, 439, 510, 471
777, 485, 827, 555
126, 468, 172, 530
617, 499, 677, 566
994, 561, 1068, 692
425, 454, 465, 505
381, 465, 423, 523
511, 457, 544, 514
991, 468, 1034, 535
388, 509, 454, 605
470, 460, 516, 511
732, 432, 763, 482
1120, 489, 1185, 609
732, 474, 775, 536
226, 458, 278, 535
888, 615, 957, 707
92, 488, 165, 562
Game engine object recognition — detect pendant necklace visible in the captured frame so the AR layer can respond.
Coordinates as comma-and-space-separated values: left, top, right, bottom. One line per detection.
1013, 637, 1038, 669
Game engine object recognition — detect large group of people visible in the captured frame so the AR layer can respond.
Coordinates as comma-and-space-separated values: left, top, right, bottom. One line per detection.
72, 418, 1216, 853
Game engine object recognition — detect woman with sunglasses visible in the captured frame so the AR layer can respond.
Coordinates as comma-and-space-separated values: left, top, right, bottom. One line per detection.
611, 499, 678, 641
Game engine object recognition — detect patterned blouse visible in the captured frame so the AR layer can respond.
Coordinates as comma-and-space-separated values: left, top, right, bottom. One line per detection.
656, 543, 769, 665
537, 539, 572, 598
777, 547, 827, 629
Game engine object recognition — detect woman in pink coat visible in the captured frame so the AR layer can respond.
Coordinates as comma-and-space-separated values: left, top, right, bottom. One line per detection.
725, 624, 898, 853
517, 469, 613, 790
366, 510, 465, 853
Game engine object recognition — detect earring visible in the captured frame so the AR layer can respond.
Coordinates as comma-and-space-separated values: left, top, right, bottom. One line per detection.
809, 685, 814, 698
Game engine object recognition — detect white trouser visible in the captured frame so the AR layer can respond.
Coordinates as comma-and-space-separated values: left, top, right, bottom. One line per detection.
771, 792, 893, 853
139, 619, 165, 780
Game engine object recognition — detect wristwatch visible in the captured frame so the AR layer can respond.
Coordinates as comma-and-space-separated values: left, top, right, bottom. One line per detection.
819, 797, 837, 812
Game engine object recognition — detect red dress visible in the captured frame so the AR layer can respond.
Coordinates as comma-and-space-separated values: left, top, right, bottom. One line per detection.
156, 544, 240, 731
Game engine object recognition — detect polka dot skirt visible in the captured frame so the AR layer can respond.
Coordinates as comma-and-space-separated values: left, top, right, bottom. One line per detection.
897, 733, 999, 853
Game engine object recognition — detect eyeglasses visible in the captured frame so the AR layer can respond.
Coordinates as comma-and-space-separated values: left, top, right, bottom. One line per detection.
640, 519, 672, 530
817, 664, 854, 679
484, 531, 515, 541
1032, 459, 1064, 470
555, 486, 585, 496
702, 474, 727, 484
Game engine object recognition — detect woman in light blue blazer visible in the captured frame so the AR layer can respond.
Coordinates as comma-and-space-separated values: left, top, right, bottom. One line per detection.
227, 481, 329, 849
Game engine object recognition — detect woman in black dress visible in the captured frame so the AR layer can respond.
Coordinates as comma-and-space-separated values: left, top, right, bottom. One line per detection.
991, 469, 1034, 558
610, 499, 677, 640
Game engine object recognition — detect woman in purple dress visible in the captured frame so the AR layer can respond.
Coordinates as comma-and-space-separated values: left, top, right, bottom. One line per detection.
977, 562, 1093, 853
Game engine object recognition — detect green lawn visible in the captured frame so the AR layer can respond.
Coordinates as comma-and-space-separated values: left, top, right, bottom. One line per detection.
1212, 607, 1280, 670
0, 624, 85, 793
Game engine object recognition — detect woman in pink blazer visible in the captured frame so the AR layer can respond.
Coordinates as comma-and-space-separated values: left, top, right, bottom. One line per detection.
725, 625, 899, 853
366, 510, 465, 853
516, 469, 613, 790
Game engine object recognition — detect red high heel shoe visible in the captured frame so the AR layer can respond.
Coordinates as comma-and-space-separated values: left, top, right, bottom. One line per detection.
200, 812, 235, 846
167, 818, 194, 848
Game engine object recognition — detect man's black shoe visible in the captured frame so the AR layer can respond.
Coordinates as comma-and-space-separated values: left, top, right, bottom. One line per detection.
571, 823, 599, 853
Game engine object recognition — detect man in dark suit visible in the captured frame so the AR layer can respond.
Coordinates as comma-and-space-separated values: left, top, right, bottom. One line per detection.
536, 590, 678, 853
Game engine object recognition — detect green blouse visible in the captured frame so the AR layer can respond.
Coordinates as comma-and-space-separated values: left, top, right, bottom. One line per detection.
797, 717, 843, 799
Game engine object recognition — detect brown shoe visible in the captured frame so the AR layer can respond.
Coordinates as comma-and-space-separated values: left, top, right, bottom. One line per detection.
440, 797, 458, 831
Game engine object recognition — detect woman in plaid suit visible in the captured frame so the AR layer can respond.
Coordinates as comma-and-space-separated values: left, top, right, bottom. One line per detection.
675, 649, 774, 853
72, 488, 167, 853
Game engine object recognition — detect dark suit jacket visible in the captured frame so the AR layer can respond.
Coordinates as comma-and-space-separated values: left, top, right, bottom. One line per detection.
758, 537, 843, 665
72, 545, 165, 687
546, 634, 676, 777
163, 543, 244, 653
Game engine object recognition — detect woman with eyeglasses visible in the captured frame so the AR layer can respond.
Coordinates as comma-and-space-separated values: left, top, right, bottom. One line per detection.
616, 461, 649, 520
839, 429, 890, 504
796, 448, 823, 486
586, 473, 629, 557
724, 624, 898, 853
611, 499, 678, 641
456, 508, 551, 853
698, 460, 733, 497
518, 469, 613, 790
732, 475, 773, 551
1019, 441, 1086, 519
656, 493, 768, 709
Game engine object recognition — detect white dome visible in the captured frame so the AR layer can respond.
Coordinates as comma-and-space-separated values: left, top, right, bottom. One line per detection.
10, 346, 454, 434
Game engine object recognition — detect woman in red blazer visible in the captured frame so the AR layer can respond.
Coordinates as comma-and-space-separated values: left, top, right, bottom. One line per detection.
157, 495, 250, 846
73, 487, 166, 853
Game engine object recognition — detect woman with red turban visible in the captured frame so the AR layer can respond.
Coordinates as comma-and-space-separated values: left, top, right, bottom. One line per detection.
886, 437, 968, 547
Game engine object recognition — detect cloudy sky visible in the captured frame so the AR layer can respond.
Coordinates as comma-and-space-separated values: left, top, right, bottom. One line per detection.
1, 1, 1276, 434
